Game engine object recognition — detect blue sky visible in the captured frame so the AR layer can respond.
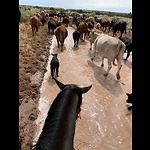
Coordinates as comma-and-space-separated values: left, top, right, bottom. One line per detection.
19, 0, 132, 13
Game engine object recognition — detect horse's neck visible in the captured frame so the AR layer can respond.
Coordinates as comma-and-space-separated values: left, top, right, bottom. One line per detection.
54, 91, 79, 149
37, 90, 79, 150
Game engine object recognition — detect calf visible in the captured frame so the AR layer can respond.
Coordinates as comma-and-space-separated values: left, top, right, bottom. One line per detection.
73, 30, 80, 47
50, 54, 59, 79
119, 37, 132, 61
126, 93, 132, 111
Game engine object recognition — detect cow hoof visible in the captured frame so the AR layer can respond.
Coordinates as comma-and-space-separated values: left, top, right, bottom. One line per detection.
116, 74, 121, 80
103, 73, 108, 76
101, 64, 104, 67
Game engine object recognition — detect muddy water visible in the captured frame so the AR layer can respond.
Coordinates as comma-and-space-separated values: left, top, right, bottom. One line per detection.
33, 26, 132, 150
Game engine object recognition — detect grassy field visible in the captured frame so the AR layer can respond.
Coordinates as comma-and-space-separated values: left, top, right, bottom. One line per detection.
19, 5, 132, 26
20, 7, 40, 22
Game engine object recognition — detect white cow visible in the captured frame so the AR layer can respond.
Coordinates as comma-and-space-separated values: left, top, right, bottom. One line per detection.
89, 30, 126, 80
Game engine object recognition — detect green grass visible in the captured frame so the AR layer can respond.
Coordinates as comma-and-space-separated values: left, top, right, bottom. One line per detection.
20, 8, 40, 23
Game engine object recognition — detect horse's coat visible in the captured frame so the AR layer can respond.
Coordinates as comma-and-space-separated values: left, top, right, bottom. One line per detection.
33, 79, 92, 150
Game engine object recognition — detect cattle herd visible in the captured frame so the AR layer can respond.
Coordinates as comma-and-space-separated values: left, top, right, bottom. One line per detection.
20, 8, 132, 150
20, 9, 132, 109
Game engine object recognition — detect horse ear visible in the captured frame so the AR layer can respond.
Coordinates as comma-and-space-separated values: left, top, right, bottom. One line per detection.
80, 85, 92, 94
54, 78, 66, 90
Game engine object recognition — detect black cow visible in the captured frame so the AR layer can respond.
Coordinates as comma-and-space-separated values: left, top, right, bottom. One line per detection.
87, 21, 94, 29
109, 18, 127, 37
62, 17, 69, 26
56, 21, 62, 27
50, 54, 59, 79
48, 20, 56, 34
41, 17, 46, 26
119, 37, 132, 61
87, 21, 94, 36
126, 93, 132, 111
73, 30, 80, 47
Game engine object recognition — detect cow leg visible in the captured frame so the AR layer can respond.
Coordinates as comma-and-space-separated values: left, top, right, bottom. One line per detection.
119, 31, 123, 37
61, 42, 63, 52
52, 29, 54, 34
51, 67, 54, 78
77, 39, 79, 47
116, 59, 122, 80
32, 27, 35, 36
101, 58, 104, 67
90, 42, 92, 50
113, 58, 117, 66
56, 38, 60, 48
74, 39, 77, 47
104, 60, 112, 76
124, 51, 130, 61
56, 67, 59, 77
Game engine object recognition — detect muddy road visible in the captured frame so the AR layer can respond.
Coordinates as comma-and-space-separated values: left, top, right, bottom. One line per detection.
33, 26, 132, 150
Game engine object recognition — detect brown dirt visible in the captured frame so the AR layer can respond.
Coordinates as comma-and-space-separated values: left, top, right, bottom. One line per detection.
19, 22, 53, 150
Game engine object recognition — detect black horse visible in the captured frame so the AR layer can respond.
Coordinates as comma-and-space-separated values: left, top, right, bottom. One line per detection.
32, 78, 92, 150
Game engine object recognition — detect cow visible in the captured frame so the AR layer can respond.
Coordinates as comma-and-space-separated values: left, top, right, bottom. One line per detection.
109, 18, 127, 37
89, 29, 126, 80
99, 19, 111, 32
62, 16, 69, 27
48, 20, 57, 34
30, 16, 42, 36
126, 93, 132, 111
54, 24, 68, 52
78, 21, 88, 41
41, 17, 46, 26
119, 37, 132, 61
50, 54, 59, 79
72, 29, 80, 48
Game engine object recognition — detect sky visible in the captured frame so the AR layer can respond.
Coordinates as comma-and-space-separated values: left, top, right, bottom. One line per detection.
19, 0, 132, 13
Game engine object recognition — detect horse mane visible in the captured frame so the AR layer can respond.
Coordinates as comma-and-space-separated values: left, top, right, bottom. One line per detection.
34, 84, 83, 150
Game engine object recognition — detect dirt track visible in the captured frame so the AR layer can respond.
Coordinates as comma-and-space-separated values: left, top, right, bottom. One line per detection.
19, 23, 132, 150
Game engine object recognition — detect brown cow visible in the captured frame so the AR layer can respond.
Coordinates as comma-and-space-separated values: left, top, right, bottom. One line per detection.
78, 21, 88, 41
54, 24, 68, 52
30, 16, 42, 35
